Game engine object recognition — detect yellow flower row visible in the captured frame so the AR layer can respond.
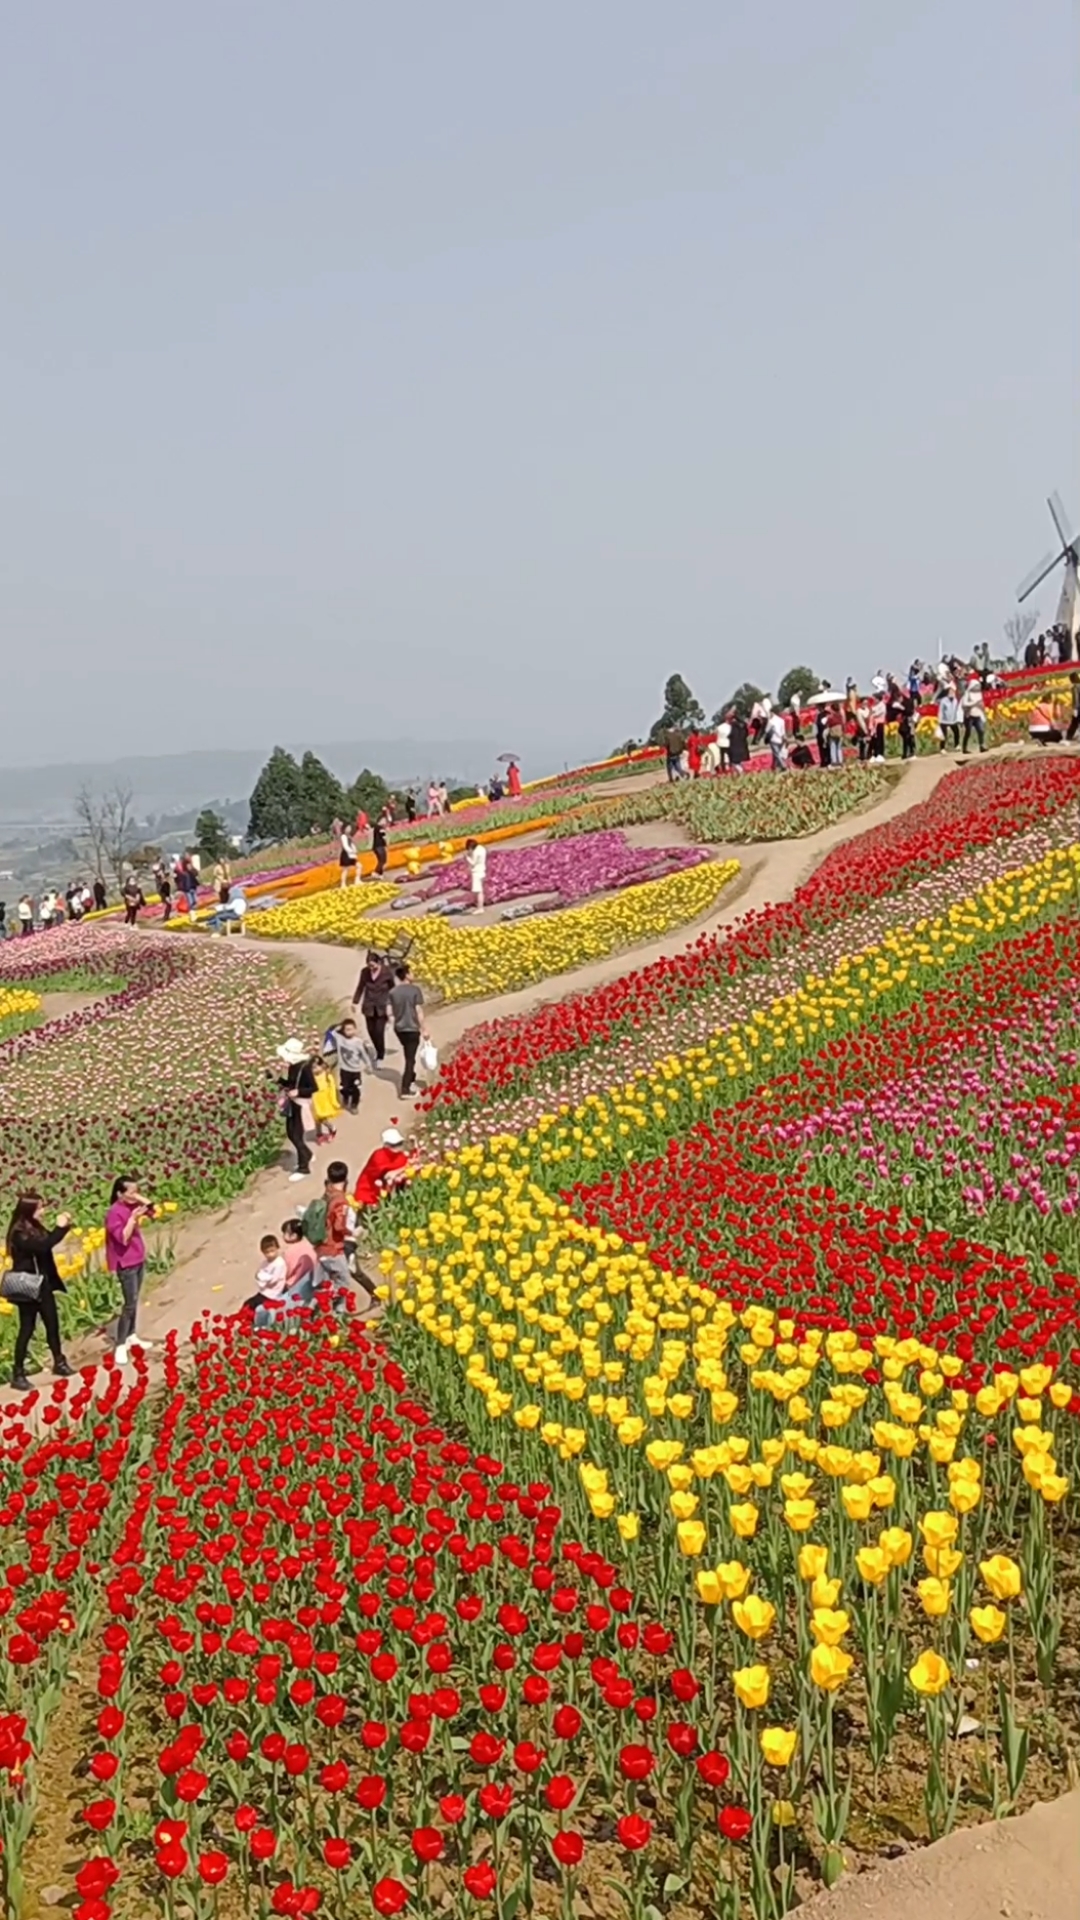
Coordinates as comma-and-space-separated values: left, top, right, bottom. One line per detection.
0, 986, 41, 1022
242, 880, 400, 940
253, 860, 742, 1001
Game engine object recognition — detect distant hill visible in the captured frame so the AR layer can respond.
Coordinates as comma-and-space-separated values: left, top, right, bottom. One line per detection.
0, 738, 579, 826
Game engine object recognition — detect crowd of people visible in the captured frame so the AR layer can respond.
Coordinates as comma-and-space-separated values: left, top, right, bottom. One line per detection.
659, 654, 1034, 780
244, 1133, 411, 1330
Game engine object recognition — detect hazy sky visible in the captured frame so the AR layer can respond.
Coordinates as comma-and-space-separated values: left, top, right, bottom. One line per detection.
2, 1, 1077, 770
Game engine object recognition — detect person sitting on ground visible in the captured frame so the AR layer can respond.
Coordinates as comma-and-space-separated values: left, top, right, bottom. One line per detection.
246, 1233, 292, 1316
353, 1126, 410, 1208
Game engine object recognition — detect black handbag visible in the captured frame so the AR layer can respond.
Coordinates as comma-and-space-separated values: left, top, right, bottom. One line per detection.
0, 1269, 44, 1304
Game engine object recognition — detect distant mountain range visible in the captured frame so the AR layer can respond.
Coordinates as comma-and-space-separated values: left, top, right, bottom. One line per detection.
0, 736, 600, 826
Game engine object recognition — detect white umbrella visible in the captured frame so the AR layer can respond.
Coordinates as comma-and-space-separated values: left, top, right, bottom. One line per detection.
805, 688, 845, 706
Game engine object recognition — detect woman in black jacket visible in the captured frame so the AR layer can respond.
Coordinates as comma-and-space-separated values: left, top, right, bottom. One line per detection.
6, 1193, 74, 1389
276, 1039, 318, 1180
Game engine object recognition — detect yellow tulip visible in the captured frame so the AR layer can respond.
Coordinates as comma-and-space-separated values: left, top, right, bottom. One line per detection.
809, 1644, 853, 1692
669, 1491, 699, 1521
784, 1498, 817, 1533
797, 1544, 829, 1583
878, 1526, 913, 1568
970, 1605, 1006, 1645
732, 1595, 776, 1642
978, 1553, 1021, 1601
616, 1513, 640, 1543
909, 1649, 950, 1697
840, 1485, 872, 1522
759, 1726, 798, 1768
715, 1559, 753, 1600
695, 1570, 722, 1606
810, 1608, 850, 1647
810, 1574, 841, 1610
772, 1800, 797, 1828
923, 1544, 963, 1580
916, 1576, 951, 1619
948, 1476, 981, 1516
729, 1502, 759, 1540
855, 1546, 890, 1586
676, 1520, 707, 1557
733, 1664, 770, 1710
919, 1509, 958, 1550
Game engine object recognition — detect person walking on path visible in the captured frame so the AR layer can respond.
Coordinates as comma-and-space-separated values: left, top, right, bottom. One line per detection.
104, 1176, 155, 1364
464, 838, 487, 912
338, 827, 359, 888
304, 1160, 365, 1309
390, 962, 427, 1098
17, 895, 33, 936
765, 708, 788, 771
122, 876, 144, 926
353, 952, 395, 1064
154, 860, 173, 922
92, 876, 107, 911
961, 675, 987, 754
372, 817, 388, 877
329, 1016, 367, 1112
938, 675, 961, 750
728, 712, 749, 772
276, 1038, 317, 1180
5, 1192, 74, 1390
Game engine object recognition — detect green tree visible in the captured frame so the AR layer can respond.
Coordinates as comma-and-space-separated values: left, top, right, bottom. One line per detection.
716, 682, 765, 723
648, 673, 706, 744
346, 767, 390, 824
247, 747, 303, 842
298, 751, 347, 833
776, 665, 821, 710
195, 809, 231, 863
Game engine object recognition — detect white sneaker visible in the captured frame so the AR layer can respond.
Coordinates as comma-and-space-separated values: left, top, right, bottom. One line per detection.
128, 1335, 153, 1351
114, 1344, 129, 1365
289, 1171, 309, 1183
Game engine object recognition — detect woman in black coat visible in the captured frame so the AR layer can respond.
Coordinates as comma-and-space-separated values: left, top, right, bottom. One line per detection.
728, 713, 750, 770
5, 1193, 74, 1389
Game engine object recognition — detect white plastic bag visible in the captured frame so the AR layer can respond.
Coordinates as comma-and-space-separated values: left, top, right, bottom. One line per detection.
418, 1038, 439, 1076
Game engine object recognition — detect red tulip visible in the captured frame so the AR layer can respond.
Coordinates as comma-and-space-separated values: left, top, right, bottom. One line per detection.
323, 1838, 352, 1871
552, 1831, 585, 1868
373, 1878, 408, 1915
719, 1806, 753, 1842
411, 1826, 445, 1863
463, 1862, 498, 1900
618, 1743, 654, 1782
616, 1813, 652, 1852
198, 1852, 229, 1887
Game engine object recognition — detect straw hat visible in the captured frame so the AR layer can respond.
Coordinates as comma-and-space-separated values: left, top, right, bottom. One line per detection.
276, 1038, 309, 1065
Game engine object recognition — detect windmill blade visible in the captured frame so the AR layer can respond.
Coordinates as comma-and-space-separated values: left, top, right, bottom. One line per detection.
1048, 491, 1076, 552
1017, 550, 1062, 602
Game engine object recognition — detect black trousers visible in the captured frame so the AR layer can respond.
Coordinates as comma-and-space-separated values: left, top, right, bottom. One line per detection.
364, 1012, 387, 1062
398, 1029, 421, 1095
899, 720, 915, 759
340, 1068, 362, 1111
13, 1288, 63, 1375
284, 1101, 311, 1173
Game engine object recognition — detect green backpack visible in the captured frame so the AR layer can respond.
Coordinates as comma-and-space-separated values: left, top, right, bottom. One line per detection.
300, 1195, 328, 1245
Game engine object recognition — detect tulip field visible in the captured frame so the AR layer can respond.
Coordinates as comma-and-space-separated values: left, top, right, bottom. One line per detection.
2, 752, 1079, 1920
548, 765, 891, 845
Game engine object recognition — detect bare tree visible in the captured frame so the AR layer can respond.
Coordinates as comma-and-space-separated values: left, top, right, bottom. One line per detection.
102, 784, 138, 891
73, 784, 110, 884
1003, 608, 1039, 663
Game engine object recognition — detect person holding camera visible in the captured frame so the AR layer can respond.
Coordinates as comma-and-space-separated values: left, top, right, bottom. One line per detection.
4, 1193, 75, 1390
104, 1176, 155, 1364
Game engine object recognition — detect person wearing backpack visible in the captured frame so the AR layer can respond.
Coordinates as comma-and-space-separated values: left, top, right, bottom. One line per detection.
302, 1161, 370, 1312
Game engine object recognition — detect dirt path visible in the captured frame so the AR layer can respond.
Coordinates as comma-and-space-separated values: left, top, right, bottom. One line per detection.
794, 1788, 1080, 1920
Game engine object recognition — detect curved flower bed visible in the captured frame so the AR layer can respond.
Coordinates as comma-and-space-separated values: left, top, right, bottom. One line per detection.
253, 859, 741, 1002
420, 758, 1080, 1142
550, 764, 890, 844
414, 831, 710, 909
0, 925, 310, 1220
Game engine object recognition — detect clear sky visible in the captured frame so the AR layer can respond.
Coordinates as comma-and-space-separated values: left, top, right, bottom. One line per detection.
2, 1, 1077, 769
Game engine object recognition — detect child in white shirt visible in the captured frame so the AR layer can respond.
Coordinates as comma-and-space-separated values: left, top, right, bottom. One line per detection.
464, 838, 487, 912
246, 1233, 291, 1313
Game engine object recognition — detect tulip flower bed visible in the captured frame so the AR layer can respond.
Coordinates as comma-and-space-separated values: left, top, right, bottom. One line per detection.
549, 765, 890, 846
413, 832, 711, 909
252, 858, 741, 1004
420, 757, 1080, 1149
0, 925, 311, 1221
0, 985, 42, 1040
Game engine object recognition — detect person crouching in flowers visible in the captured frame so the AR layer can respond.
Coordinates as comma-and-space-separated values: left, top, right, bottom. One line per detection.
104, 1175, 155, 1366
4, 1192, 74, 1391
245, 1233, 293, 1322
353, 1126, 410, 1208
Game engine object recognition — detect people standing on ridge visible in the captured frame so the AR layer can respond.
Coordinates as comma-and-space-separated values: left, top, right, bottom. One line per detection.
17, 895, 34, 936
961, 675, 987, 754
728, 711, 749, 772
92, 876, 107, 912
507, 759, 522, 798
122, 875, 144, 926
464, 837, 487, 912
339, 825, 359, 888
154, 860, 173, 922
371, 815, 388, 877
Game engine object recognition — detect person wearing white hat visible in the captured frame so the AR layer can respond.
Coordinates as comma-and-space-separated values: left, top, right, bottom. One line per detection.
276, 1039, 317, 1180
353, 1125, 410, 1208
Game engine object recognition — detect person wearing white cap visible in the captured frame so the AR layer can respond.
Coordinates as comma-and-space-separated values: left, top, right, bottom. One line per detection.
353, 1125, 410, 1208
276, 1038, 317, 1180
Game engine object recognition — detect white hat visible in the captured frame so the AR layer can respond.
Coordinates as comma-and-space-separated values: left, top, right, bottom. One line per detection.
382, 1126, 404, 1146
276, 1038, 308, 1065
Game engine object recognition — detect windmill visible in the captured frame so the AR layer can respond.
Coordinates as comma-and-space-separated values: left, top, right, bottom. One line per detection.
1017, 491, 1080, 646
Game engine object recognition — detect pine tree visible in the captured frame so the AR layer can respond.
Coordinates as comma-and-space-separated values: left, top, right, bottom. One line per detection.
195, 809, 231, 862
298, 752, 347, 833
247, 748, 303, 842
648, 673, 706, 743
